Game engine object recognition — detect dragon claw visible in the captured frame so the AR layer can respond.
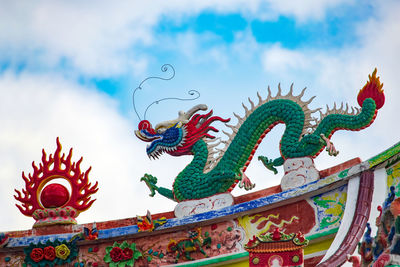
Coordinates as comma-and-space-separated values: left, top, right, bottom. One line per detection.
140, 173, 158, 197
258, 156, 278, 174
320, 134, 339, 156
238, 170, 255, 191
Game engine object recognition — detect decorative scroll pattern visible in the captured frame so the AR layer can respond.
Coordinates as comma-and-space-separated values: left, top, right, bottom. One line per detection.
312, 185, 347, 230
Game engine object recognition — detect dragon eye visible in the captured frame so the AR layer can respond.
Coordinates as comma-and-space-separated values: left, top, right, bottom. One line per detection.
157, 127, 167, 134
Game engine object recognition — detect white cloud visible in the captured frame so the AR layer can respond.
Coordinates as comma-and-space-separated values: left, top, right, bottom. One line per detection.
0, 72, 193, 231
0, 1, 157, 77
262, 44, 312, 72
261, 44, 363, 101
0, 0, 354, 78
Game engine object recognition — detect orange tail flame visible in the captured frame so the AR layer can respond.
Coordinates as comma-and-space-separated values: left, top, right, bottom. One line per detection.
357, 68, 385, 109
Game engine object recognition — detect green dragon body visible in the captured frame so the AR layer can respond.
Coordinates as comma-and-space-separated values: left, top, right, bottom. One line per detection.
136, 70, 385, 202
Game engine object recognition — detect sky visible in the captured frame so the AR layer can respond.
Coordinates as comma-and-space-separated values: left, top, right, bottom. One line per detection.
0, 1, 399, 258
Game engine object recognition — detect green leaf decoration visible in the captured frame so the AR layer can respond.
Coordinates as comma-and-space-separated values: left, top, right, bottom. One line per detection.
121, 241, 129, 249
133, 250, 142, 259
103, 254, 111, 262
103, 241, 142, 267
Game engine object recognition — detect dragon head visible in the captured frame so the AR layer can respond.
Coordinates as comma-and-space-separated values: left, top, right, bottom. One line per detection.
135, 104, 230, 159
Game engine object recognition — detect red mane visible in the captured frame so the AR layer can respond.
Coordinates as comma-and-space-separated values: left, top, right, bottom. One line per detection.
172, 110, 230, 155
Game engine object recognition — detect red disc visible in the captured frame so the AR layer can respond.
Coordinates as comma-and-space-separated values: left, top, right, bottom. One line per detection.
40, 183, 70, 208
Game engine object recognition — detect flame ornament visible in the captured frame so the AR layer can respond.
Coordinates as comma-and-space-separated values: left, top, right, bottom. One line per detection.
357, 68, 385, 110
14, 137, 98, 227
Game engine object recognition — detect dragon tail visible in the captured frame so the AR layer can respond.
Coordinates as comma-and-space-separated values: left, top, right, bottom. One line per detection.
315, 69, 385, 140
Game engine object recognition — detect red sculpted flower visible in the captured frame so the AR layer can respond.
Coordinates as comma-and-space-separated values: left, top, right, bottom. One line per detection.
110, 247, 124, 262
44, 246, 56, 261
30, 248, 44, 262
296, 232, 305, 243
123, 248, 133, 260
246, 235, 257, 248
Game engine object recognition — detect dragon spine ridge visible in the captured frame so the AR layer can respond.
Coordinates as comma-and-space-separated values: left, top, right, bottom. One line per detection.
203, 84, 327, 174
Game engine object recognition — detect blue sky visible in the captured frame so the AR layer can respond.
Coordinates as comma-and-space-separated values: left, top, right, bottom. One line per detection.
0, 1, 399, 249
0, 1, 377, 115
86, 1, 374, 111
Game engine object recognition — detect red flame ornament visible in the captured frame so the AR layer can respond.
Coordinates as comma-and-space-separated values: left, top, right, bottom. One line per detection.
357, 68, 385, 109
14, 138, 98, 227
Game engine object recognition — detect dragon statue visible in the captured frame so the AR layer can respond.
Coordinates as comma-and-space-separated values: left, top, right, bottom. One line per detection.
136, 69, 385, 213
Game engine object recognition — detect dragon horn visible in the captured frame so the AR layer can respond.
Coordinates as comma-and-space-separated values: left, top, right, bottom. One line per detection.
184, 104, 208, 119
155, 104, 208, 130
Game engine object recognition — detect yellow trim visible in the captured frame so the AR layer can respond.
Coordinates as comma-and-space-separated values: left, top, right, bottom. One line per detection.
218, 259, 249, 267
304, 238, 334, 255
